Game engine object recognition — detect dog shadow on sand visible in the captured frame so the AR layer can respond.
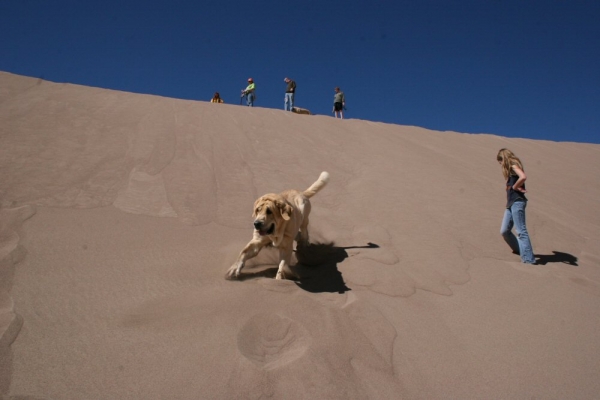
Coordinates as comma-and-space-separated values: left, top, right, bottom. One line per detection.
238, 242, 379, 294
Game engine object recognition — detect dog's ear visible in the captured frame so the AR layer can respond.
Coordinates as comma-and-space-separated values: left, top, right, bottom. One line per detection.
283, 204, 292, 220
276, 200, 292, 221
252, 197, 264, 218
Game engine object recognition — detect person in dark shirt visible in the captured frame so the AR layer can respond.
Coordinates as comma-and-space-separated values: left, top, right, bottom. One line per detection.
284, 77, 296, 111
332, 87, 345, 119
497, 148, 536, 264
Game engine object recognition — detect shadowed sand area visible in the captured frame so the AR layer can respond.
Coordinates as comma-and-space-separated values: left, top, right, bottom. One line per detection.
1, 71, 600, 399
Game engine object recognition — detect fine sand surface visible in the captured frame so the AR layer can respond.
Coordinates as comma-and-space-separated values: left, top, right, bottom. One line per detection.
1, 71, 599, 399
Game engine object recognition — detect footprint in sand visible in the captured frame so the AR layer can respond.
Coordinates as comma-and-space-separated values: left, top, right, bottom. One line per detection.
237, 313, 311, 370
0, 205, 36, 259
0, 231, 19, 261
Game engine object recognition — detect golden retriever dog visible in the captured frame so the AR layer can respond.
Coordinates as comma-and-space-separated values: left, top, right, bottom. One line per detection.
292, 106, 311, 115
226, 171, 329, 280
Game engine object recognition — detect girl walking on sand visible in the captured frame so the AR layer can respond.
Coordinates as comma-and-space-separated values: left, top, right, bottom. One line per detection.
497, 148, 536, 264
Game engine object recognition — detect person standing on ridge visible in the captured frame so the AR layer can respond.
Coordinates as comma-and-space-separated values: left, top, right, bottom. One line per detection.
210, 92, 224, 103
332, 87, 345, 119
496, 148, 536, 264
284, 77, 296, 111
241, 78, 256, 107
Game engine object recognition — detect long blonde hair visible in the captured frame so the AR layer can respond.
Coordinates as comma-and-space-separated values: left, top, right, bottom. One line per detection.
496, 148, 524, 180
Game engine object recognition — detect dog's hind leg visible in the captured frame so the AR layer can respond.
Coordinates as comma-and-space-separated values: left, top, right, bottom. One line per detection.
297, 201, 311, 246
226, 237, 270, 280
297, 216, 309, 246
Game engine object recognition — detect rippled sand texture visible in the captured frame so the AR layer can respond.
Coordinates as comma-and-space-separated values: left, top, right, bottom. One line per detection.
1, 72, 600, 399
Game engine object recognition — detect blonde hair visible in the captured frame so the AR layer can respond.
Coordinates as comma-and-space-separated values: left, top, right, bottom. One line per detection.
496, 148, 524, 180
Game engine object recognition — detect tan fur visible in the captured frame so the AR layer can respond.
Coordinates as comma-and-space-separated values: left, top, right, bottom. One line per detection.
291, 107, 311, 115
226, 171, 329, 280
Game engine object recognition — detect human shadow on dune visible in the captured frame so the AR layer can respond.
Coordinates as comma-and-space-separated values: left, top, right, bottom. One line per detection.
238, 242, 379, 294
535, 251, 578, 266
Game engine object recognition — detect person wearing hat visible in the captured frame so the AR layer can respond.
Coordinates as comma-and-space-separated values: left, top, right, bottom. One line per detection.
241, 78, 256, 107
284, 77, 296, 111
332, 87, 345, 119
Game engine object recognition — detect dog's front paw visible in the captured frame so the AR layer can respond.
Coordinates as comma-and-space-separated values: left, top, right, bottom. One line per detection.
275, 269, 294, 280
225, 262, 243, 280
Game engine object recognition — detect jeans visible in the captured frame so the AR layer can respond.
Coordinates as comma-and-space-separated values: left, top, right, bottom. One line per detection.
246, 92, 254, 107
284, 92, 294, 111
500, 200, 535, 263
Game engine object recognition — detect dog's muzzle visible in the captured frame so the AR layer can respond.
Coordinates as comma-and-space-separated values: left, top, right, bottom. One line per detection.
254, 221, 274, 236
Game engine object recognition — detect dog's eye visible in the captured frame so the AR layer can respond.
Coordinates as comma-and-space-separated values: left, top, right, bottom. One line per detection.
266, 208, 272, 215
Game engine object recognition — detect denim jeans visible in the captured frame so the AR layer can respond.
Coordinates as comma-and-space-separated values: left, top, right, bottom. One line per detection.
284, 93, 294, 111
500, 200, 535, 263
246, 92, 254, 107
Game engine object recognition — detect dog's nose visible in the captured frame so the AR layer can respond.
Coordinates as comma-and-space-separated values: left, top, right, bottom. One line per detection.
254, 221, 263, 230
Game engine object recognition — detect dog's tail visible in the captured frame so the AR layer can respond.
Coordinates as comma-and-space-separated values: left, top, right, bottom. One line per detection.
303, 171, 329, 198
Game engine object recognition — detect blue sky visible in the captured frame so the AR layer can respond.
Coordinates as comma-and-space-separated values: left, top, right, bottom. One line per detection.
1, 0, 599, 143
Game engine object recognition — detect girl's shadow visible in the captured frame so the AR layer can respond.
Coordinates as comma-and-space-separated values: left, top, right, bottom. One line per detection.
535, 251, 578, 266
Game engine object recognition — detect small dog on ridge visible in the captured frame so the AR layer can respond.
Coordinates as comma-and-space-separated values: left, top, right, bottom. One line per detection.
291, 106, 311, 115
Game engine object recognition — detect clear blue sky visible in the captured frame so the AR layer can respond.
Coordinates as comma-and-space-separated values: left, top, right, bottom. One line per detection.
1, 0, 599, 143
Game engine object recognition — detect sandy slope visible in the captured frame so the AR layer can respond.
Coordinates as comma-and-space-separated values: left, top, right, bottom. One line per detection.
1, 71, 599, 399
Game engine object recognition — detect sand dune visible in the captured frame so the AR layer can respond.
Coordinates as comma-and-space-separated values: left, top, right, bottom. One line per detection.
1, 71, 599, 399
